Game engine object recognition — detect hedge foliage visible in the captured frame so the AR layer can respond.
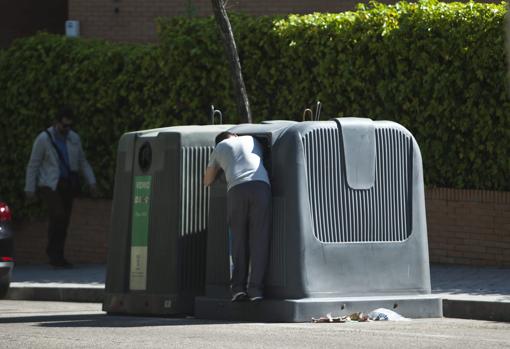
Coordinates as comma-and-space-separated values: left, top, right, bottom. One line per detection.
0, 37, 162, 217
0, 0, 509, 219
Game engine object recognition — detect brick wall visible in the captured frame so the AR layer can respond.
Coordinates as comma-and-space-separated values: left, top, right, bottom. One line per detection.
68, 0, 502, 43
427, 188, 510, 267
13, 198, 110, 265
0, 0, 68, 48
12, 188, 510, 266
68, 0, 386, 43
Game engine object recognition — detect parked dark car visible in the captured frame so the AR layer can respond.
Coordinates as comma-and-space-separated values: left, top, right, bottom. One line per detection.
0, 200, 14, 298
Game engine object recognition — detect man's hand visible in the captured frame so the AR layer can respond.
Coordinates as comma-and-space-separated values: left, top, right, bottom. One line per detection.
203, 166, 220, 186
25, 191, 37, 203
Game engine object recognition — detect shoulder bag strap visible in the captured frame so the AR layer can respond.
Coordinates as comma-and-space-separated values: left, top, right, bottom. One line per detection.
45, 129, 72, 173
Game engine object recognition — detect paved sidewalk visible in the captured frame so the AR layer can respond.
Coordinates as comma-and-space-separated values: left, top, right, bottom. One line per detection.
431, 264, 510, 302
7, 264, 105, 303
430, 264, 510, 322
5, 263, 510, 321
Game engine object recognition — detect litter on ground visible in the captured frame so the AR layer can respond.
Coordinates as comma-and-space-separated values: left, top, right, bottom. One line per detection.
312, 308, 409, 323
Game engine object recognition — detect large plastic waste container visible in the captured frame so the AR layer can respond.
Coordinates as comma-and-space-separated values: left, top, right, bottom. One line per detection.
103, 125, 231, 315
196, 118, 442, 322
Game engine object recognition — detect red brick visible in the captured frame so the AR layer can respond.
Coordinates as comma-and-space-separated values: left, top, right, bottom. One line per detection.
13, 186, 510, 266
68, 0, 403, 43
14, 198, 110, 265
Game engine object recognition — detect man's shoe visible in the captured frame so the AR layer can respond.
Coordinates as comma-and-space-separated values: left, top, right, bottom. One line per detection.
231, 291, 248, 302
61, 259, 74, 268
250, 296, 263, 302
50, 259, 74, 269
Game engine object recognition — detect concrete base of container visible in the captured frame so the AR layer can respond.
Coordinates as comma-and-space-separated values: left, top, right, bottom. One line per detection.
103, 292, 196, 316
195, 294, 443, 322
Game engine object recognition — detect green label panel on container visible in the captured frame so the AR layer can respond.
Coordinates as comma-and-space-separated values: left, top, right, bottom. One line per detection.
129, 175, 152, 291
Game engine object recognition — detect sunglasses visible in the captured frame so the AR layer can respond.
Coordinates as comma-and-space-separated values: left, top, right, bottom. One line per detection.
61, 123, 73, 129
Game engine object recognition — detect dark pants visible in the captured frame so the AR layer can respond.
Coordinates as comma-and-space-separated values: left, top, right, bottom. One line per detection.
39, 181, 74, 262
227, 181, 272, 297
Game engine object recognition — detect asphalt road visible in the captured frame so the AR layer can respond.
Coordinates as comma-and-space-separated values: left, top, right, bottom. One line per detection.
1, 300, 510, 349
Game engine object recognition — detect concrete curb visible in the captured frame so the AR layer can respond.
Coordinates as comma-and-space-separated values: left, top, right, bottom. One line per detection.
7, 286, 104, 303
5, 286, 510, 323
443, 299, 510, 322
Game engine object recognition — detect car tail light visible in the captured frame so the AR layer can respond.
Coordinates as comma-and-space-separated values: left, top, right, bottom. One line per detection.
0, 202, 11, 222
1, 257, 14, 262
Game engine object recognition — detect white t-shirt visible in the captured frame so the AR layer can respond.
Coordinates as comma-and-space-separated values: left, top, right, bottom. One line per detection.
208, 135, 269, 191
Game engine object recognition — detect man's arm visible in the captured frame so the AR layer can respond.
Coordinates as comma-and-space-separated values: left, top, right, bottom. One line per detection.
75, 135, 96, 186
25, 134, 45, 194
203, 166, 220, 187
74, 135, 98, 196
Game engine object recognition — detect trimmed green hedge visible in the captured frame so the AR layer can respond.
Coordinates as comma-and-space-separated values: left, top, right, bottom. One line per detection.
0, 37, 160, 217
0, 1, 509, 219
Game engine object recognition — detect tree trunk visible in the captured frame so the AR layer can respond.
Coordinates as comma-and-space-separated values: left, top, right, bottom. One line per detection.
211, 0, 252, 123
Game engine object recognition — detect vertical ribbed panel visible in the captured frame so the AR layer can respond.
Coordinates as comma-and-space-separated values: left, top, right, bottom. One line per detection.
303, 125, 412, 243
181, 146, 211, 236
179, 146, 213, 290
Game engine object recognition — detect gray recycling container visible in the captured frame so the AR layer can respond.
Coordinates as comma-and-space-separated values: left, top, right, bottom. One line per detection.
103, 124, 231, 316
196, 118, 442, 321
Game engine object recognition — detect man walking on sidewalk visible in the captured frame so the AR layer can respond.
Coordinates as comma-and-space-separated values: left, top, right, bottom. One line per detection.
204, 131, 271, 302
24, 106, 97, 268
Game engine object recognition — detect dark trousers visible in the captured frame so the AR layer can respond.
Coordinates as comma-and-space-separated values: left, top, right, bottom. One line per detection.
227, 181, 272, 297
39, 181, 74, 262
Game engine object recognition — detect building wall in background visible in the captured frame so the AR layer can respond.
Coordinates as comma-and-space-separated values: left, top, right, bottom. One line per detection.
13, 199, 110, 265
13, 188, 510, 267
427, 188, 510, 267
0, 0, 68, 48
68, 0, 386, 43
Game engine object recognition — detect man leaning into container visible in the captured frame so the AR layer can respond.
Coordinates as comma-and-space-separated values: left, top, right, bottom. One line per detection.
204, 131, 271, 302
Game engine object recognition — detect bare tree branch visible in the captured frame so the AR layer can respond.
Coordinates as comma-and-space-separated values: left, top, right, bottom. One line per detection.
211, 0, 252, 123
